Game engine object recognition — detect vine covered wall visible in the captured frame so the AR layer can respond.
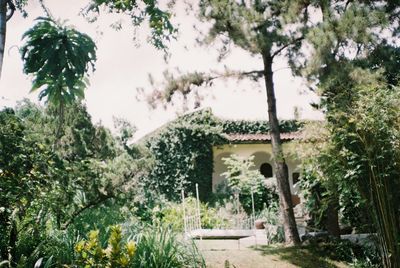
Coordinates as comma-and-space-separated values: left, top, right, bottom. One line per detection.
144, 109, 303, 201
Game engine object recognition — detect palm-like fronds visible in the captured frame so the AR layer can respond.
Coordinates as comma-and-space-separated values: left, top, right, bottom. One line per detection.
21, 17, 96, 106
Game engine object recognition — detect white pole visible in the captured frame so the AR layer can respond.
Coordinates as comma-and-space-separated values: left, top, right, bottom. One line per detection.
251, 190, 255, 220
195, 183, 202, 230
181, 189, 187, 234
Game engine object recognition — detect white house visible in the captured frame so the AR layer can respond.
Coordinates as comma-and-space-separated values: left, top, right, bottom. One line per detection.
212, 131, 303, 205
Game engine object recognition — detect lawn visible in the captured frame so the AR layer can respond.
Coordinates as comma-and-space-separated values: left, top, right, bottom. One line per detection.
198, 240, 349, 268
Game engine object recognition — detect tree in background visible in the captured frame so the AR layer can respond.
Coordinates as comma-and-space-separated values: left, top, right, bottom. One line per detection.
0, 0, 25, 78
0, 107, 56, 263
291, 1, 400, 266
299, 82, 400, 267
20, 17, 96, 140
0, 101, 151, 266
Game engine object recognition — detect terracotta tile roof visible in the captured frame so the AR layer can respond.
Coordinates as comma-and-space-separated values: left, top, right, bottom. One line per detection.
225, 132, 303, 142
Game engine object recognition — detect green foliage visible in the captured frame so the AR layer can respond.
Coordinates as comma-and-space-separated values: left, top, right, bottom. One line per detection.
354, 43, 400, 87
221, 155, 262, 192
219, 154, 278, 214
70, 202, 130, 241
0, 102, 150, 265
145, 109, 224, 201
299, 160, 371, 232
301, 81, 400, 265
158, 198, 228, 231
132, 226, 205, 268
0, 107, 60, 262
83, 0, 176, 50
330, 85, 400, 265
260, 238, 381, 268
71, 224, 206, 268
21, 17, 96, 107
296, 0, 400, 263
221, 119, 302, 134
161, 72, 211, 103
307, 238, 381, 267
297, 2, 400, 265
198, 0, 305, 55
299, 1, 399, 84
257, 204, 285, 243
257, 203, 280, 226
23, 227, 80, 267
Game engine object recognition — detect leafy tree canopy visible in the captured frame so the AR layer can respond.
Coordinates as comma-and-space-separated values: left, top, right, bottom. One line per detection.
0, 101, 151, 265
82, 0, 177, 49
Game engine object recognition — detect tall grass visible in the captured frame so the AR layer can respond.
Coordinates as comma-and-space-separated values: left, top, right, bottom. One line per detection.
131, 226, 205, 268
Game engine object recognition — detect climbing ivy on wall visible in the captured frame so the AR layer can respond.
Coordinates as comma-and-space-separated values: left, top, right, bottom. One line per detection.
145, 109, 224, 201
221, 119, 302, 134
144, 109, 303, 201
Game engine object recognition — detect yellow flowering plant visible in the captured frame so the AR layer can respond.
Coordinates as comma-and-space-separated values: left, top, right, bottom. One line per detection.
74, 225, 136, 267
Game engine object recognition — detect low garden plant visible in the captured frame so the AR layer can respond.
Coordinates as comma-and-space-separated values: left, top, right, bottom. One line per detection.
70, 224, 205, 268
132, 226, 205, 268
158, 197, 229, 231
74, 225, 136, 267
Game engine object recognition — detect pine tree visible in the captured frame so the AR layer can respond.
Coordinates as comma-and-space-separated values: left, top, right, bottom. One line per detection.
199, 0, 310, 246
146, 0, 310, 245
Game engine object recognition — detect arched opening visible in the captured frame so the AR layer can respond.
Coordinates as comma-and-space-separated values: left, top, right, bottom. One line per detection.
260, 162, 273, 178
251, 152, 271, 170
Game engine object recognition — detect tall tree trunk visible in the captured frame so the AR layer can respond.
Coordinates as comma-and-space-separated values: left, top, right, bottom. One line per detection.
324, 196, 340, 238
262, 51, 301, 245
0, 0, 7, 78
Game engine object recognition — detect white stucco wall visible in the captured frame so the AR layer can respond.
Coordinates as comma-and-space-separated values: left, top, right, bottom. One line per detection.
212, 142, 301, 194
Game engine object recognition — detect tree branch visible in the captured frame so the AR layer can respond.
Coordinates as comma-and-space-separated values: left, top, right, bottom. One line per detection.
6, 0, 15, 21
143, 68, 265, 110
61, 193, 113, 230
271, 36, 304, 59
205, 69, 264, 82
60, 168, 138, 230
38, 0, 54, 20
234, 69, 264, 79
344, 0, 353, 11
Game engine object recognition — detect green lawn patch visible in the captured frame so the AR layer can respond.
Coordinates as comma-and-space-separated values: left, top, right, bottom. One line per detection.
255, 244, 348, 268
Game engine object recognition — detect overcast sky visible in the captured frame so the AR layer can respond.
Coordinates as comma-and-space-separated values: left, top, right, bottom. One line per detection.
0, 0, 323, 139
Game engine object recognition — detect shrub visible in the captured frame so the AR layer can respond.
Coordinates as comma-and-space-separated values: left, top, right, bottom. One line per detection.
305, 237, 381, 267
218, 154, 278, 214
159, 198, 228, 231
257, 204, 285, 243
70, 224, 204, 268
74, 225, 136, 267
